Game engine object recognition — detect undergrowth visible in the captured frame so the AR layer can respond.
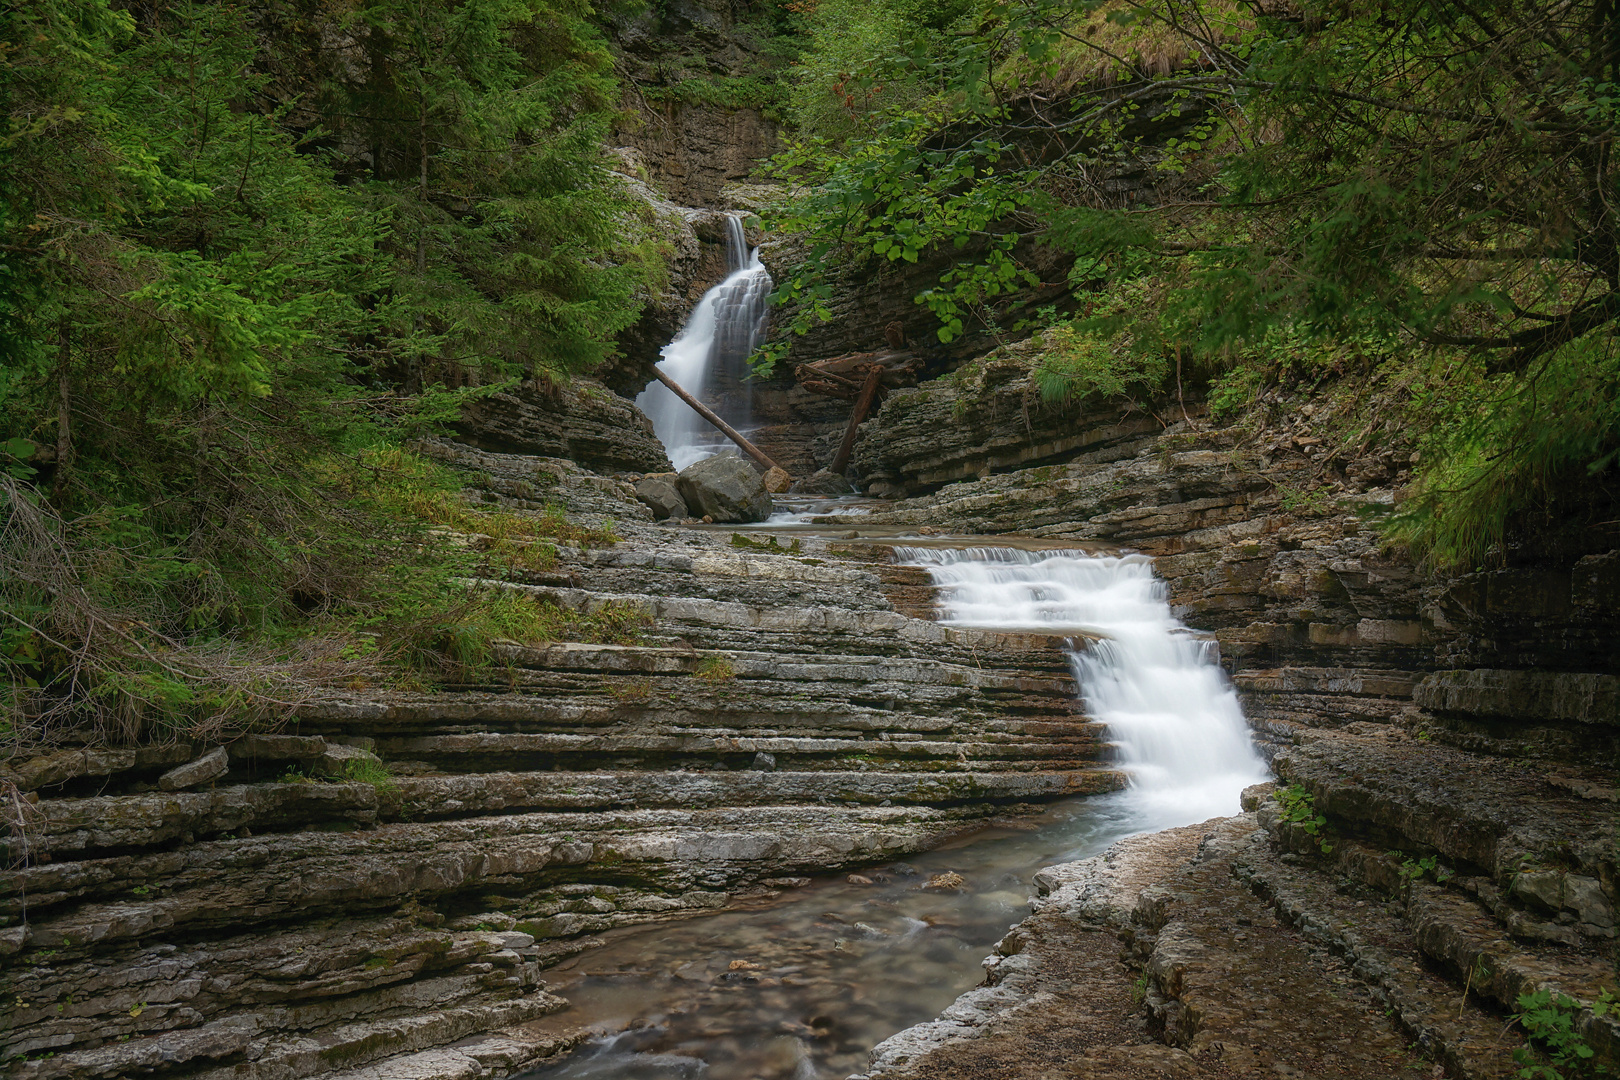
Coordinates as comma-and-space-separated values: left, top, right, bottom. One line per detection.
1513, 989, 1615, 1079
692, 656, 737, 683
1275, 785, 1333, 855
388, 590, 651, 682
2, 444, 632, 753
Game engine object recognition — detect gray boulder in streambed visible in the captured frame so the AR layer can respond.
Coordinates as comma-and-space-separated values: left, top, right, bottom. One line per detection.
677, 455, 773, 523
634, 473, 688, 520
791, 468, 854, 496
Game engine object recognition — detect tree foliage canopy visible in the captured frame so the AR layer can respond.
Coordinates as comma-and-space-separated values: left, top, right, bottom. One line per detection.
768, 0, 1620, 566
0, 0, 655, 741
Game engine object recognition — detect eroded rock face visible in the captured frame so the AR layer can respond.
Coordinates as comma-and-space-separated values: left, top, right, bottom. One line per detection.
614, 101, 778, 208
602, 1, 781, 207
851, 343, 1169, 494
455, 376, 671, 475
0, 442, 1121, 1079
792, 468, 854, 496
676, 454, 772, 522
839, 383, 1619, 768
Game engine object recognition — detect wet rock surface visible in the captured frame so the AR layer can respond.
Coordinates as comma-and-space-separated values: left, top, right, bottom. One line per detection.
676, 454, 773, 522
859, 805, 1557, 1079
0, 440, 1120, 1080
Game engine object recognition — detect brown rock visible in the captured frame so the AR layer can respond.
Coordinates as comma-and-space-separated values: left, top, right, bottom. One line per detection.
762, 466, 792, 494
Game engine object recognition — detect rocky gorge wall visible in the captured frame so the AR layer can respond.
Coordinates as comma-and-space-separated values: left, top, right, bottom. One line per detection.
843, 359, 1620, 772
0, 439, 1124, 1079
828, 358, 1618, 1080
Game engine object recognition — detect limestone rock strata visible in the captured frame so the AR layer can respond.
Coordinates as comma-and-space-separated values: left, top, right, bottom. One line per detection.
0, 447, 1120, 1079
453, 377, 672, 475
852, 344, 1169, 493
836, 396, 1617, 768
864, 743, 1619, 1079
857, 811, 1518, 1080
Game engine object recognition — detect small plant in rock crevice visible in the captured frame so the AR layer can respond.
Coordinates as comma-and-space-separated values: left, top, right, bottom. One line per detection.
1512, 989, 1615, 1079
606, 678, 655, 704
1390, 852, 1454, 885
729, 533, 802, 554
692, 657, 737, 683
1275, 785, 1334, 855
341, 757, 397, 793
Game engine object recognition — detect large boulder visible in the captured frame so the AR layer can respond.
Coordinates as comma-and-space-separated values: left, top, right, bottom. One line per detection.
676, 455, 773, 522
791, 468, 854, 496
634, 473, 689, 520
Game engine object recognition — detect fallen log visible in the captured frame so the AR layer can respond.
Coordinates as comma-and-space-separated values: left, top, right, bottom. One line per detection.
829, 364, 885, 476
650, 368, 786, 475
811, 349, 916, 375
795, 351, 922, 401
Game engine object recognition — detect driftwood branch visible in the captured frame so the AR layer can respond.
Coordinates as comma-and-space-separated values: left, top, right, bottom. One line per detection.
795, 351, 921, 400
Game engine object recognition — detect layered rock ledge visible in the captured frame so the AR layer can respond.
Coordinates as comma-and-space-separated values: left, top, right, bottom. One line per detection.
859, 741, 1616, 1079
0, 445, 1120, 1080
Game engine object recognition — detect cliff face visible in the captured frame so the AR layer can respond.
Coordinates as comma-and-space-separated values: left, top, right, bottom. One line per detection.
603, 0, 782, 208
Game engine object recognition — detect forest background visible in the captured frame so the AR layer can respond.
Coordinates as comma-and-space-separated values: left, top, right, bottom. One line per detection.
2, 0, 1616, 747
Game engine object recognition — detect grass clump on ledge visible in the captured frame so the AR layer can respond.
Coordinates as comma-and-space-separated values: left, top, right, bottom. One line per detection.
691, 656, 738, 683
389, 590, 652, 682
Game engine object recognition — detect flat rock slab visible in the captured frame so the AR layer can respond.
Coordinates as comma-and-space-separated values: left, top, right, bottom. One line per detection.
859, 816, 1502, 1080
157, 746, 228, 791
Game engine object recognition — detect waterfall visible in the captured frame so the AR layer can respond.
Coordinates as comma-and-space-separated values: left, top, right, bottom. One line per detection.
894, 547, 1270, 825
637, 215, 773, 471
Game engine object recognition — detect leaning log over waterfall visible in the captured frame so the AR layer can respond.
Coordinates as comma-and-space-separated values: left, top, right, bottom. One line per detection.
651, 367, 787, 474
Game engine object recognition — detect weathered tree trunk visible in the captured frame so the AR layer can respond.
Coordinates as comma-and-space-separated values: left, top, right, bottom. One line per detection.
829, 365, 884, 475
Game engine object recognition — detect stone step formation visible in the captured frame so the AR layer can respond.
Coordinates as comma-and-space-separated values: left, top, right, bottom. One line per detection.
4, 397, 1616, 1080
830, 385, 1618, 1080
0, 444, 1122, 1080
858, 756, 1617, 1079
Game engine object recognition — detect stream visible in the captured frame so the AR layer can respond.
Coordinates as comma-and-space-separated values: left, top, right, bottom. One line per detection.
517, 544, 1270, 1080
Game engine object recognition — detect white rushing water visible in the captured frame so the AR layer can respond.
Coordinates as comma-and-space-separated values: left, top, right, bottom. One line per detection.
895, 546, 1270, 825
637, 216, 773, 471
516, 544, 1270, 1080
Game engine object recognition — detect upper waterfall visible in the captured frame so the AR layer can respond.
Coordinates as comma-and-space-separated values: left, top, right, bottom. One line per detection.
637, 215, 773, 471
895, 547, 1271, 826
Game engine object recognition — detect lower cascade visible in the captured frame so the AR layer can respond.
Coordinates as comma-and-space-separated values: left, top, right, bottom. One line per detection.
893, 547, 1271, 826
636, 214, 772, 470
521, 545, 1271, 1080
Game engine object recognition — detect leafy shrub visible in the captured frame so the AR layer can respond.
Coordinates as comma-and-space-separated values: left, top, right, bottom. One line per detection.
1275, 785, 1333, 855
1513, 989, 1615, 1079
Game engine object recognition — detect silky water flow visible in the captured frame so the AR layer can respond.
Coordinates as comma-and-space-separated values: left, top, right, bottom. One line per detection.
636, 215, 773, 471
520, 546, 1270, 1079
